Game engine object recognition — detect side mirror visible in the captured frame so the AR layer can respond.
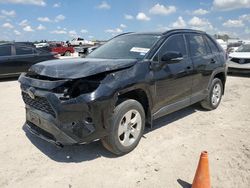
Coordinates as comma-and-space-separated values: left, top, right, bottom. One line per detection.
161, 51, 183, 63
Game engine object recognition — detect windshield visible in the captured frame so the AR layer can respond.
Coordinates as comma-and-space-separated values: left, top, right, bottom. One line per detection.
87, 34, 161, 60
236, 44, 250, 52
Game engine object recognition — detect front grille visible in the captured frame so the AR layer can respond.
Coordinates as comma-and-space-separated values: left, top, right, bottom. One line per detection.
22, 92, 56, 117
231, 58, 250, 64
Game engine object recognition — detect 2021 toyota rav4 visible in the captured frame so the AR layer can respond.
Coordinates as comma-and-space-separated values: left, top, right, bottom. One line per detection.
19, 29, 227, 155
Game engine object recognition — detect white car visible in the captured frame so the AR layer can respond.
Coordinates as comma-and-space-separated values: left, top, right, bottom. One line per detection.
228, 43, 250, 73
35, 43, 49, 48
69, 38, 94, 46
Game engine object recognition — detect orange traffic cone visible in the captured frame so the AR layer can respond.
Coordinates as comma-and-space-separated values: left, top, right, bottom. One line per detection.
192, 151, 211, 188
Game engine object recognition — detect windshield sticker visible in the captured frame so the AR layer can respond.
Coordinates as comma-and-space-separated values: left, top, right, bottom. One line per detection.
130, 47, 150, 53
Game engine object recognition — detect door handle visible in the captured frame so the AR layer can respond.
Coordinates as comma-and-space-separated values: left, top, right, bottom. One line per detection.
210, 59, 216, 64
186, 66, 191, 70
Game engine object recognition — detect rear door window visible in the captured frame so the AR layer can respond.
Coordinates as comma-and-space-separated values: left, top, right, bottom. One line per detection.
205, 36, 219, 53
0, 45, 12, 56
187, 34, 207, 57
16, 46, 34, 55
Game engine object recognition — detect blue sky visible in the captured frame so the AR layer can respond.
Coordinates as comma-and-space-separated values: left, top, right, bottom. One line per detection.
0, 0, 250, 41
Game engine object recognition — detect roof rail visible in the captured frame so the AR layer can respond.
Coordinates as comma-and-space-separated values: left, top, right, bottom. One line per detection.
163, 29, 206, 35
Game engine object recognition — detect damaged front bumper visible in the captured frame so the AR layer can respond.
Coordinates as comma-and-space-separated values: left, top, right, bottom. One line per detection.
19, 73, 115, 146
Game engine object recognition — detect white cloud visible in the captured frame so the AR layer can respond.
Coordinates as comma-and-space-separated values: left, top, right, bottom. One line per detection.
136, 12, 150, 21
124, 14, 133, 20
23, 25, 34, 32
19, 19, 29, 27
36, 24, 46, 30
97, 1, 111, 10
223, 19, 244, 27
188, 16, 214, 32
149, 3, 176, 15
171, 16, 186, 28
14, 30, 21, 35
37, 17, 51, 22
239, 14, 250, 22
245, 27, 250, 34
189, 16, 209, 27
55, 14, 65, 22
80, 29, 88, 33
53, 3, 61, 8
120, 24, 127, 28
213, 0, 250, 11
0, 0, 46, 6
2, 22, 14, 29
69, 30, 77, 37
105, 28, 123, 34
51, 30, 67, 34
192, 8, 209, 15
1, 10, 16, 17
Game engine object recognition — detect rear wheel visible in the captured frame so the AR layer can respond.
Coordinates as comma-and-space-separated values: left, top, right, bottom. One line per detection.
200, 78, 223, 110
101, 99, 145, 155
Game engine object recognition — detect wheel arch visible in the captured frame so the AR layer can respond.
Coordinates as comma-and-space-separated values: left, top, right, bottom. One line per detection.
208, 68, 227, 94
116, 87, 152, 126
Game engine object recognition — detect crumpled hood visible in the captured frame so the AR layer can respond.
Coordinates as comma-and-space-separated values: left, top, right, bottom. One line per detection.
29, 58, 137, 79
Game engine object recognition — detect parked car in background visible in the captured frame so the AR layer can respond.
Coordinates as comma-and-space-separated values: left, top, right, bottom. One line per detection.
228, 43, 250, 73
0, 42, 58, 78
49, 42, 74, 56
68, 38, 94, 46
35, 43, 49, 48
19, 29, 227, 155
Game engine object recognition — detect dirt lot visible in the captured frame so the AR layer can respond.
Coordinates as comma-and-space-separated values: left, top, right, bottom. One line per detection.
0, 75, 250, 188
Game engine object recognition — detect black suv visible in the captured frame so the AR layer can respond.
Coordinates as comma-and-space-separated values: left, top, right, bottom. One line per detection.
19, 29, 227, 155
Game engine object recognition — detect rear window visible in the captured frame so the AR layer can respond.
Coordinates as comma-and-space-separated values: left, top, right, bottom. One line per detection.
0, 45, 11, 56
16, 46, 34, 55
187, 34, 207, 57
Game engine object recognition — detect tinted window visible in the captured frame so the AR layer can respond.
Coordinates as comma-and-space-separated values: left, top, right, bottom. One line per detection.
188, 34, 207, 56
205, 36, 219, 53
16, 46, 33, 55
164, 35, 186, 54
154, 35, 186, 61
0, 45, 11, 56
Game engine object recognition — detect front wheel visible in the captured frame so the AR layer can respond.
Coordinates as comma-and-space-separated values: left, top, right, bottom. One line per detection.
101, 99, 145, 155
200, 78, 223, 110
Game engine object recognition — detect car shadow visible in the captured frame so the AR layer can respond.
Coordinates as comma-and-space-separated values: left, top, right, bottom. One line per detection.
22, 104, 202, 163
177, 179, 192, 188
145, 104, 201, 134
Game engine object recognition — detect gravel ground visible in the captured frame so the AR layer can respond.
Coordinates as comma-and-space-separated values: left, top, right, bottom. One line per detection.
0, 75, 249, 188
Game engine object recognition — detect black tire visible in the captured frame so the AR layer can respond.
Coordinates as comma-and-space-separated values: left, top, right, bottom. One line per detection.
200, 78, 223, 110
101, 99, 145, 155
64, 51, 71, 56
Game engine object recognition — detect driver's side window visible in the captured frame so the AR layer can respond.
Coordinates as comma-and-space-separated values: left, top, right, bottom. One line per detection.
154, 34, 187, 61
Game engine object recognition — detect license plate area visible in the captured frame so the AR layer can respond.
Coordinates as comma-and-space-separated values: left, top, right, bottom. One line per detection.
29, 111, 41, 126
